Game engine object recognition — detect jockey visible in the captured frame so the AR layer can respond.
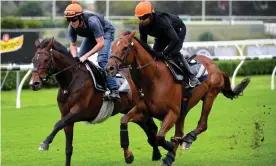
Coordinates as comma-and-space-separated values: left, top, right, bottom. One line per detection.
64, 1, 120, 100
135, 1, 201, 89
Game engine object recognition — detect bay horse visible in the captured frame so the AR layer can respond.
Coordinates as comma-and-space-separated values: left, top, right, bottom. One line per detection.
30, 38, 162, 166
105, 31, 250, 166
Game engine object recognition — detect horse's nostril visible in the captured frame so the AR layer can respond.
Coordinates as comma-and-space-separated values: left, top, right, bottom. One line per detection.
109, 66, 114, 71
34, 82, 40, 86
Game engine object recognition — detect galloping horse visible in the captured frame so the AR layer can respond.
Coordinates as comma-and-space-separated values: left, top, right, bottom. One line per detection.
30, 38, 162, 166
105, 31, 250, 166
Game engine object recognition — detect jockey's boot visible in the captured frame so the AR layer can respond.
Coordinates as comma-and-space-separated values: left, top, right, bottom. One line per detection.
109, 89, 121, 101
178, 54, 201, 89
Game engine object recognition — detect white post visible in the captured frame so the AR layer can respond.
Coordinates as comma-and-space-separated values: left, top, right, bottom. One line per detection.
52, 0, 56, 21
229, 0, 232, 24
16, 70, 32, 109
106, 0, 110, 19
16, 71, 20, 91
231, 45, 244, 89
202, 0, 205, 21
271, 66, 276, 90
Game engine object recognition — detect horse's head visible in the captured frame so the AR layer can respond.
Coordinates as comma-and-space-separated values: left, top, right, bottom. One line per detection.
105, 31, 137, 77
30, 38, 54, 91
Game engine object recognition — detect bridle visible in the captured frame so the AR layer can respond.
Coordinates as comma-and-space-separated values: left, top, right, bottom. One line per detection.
32, 48, 81, 84
109, 38, 157, 72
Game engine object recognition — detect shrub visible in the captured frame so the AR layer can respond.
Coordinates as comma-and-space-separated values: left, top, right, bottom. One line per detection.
1, 59, 275, 91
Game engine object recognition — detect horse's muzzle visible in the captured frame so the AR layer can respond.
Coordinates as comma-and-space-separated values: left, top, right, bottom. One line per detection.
32, 82, 41, 91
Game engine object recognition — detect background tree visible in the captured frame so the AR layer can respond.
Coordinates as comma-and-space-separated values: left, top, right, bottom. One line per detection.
17, 1, 45, 16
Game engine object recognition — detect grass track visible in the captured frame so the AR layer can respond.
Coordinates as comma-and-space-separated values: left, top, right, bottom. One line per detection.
1, 75, 276, 166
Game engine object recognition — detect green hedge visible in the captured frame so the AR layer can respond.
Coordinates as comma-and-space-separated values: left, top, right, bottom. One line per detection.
215, 59, 276, 76
1, 17, 67, 29
1, 71, 58, 91
1, 59, 276, 91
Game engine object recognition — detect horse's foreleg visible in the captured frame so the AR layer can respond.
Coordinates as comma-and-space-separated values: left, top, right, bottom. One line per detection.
182, 90, 219, 150
157, 110, 178, 166
120, 106, 144, 164
64, 124, 74, 166
162, 115, 185, 166
38, 111, 77, 151
136, 117, 161, 161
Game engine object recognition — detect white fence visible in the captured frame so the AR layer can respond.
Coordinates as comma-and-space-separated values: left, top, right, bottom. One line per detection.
1, 39, 276, 109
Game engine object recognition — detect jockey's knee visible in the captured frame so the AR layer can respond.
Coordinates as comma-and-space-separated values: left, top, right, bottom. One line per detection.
97, 54, 108, 68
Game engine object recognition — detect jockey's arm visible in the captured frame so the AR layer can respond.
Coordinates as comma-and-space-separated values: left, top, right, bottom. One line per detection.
70, 42, 78, 57
139, 25, 148, 43
83, 37, 104, 59
68, 25, 78, 57
163, 25, 179, 55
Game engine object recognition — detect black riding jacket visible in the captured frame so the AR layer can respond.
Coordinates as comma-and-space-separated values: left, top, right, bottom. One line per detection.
139, 12, 186, 55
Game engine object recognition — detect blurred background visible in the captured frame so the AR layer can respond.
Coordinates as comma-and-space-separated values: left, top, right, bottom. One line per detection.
1, 0, 276, 45
1, 0, 276, 94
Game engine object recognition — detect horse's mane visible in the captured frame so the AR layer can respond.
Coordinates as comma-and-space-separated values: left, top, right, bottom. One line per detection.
40, 38, 76, 60
122, 31, 157, 57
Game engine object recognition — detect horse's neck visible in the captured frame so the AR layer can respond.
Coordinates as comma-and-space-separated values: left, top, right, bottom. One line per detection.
131, 40, 158, 85
129, 60, 143, 88
53, 51, 77, 88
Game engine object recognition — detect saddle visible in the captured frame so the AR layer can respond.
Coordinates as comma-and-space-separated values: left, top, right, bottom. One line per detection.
85, 61, 107, 91
84, 60, 131, 93
162, 55, 208, 84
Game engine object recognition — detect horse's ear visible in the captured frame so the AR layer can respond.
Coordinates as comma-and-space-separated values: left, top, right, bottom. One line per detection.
46, 37, 54, 50
35, 39, 40, 48
129, 31, 136, 39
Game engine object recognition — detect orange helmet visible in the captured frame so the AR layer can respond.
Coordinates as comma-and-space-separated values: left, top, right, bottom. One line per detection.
135, 1, 153, 17
64, 0, 83, 18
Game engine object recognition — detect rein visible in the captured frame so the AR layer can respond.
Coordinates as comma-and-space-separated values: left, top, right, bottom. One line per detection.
110, 38, 159, 82
33, 49, 82, 93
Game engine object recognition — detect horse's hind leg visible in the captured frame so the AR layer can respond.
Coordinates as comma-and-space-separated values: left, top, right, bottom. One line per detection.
182, 89, 219, 149
135, 117, 161, 161
64, 124, 74, 166
120, 106, 144, 164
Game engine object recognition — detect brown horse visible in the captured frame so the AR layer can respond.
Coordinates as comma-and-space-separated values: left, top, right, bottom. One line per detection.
30, 38, 162, 166
105, 31, 250, 166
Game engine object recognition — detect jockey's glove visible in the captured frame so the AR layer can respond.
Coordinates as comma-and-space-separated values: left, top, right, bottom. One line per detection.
155, 52, 164, 58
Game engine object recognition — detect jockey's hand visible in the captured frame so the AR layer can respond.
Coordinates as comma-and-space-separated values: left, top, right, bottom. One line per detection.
155, 52, 164, 58
79, 56, 88, 62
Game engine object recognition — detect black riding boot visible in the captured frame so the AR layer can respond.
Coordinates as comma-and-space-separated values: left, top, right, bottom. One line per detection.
109, 89, 121, 100
178, 54, 201, 89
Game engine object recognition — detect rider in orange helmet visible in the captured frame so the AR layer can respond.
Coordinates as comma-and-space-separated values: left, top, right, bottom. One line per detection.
135, 1, 200, 89
64, 1, 120, 100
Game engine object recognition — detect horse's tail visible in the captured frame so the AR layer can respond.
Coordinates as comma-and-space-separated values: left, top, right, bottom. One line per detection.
221, 72, 251, 100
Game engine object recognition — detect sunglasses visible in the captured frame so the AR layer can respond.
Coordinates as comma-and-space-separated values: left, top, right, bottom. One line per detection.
67, 17, 78, 22
138, 14, 151, 20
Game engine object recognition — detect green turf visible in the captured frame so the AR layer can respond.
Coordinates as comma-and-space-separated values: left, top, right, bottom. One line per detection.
1, 75, 276, 166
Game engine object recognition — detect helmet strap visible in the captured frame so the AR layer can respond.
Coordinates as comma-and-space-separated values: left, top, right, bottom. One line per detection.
77, 15, 84, 28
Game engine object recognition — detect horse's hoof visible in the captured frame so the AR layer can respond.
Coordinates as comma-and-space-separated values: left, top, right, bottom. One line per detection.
38, 142, 49, 151
161, 163, 170, 166
152, 151, 162, 161
125, 152, 134, 164
180, 142, 192, 150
